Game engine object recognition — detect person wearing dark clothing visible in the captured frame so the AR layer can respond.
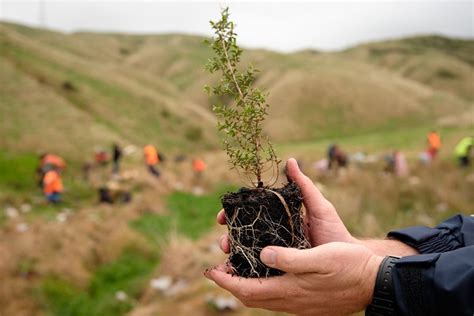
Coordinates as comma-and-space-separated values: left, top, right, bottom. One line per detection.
327, 144, 348, 170
112, 143, 122, 174
206, 158, 474, 316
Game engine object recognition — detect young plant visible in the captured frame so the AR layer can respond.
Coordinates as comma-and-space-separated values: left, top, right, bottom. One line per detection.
205, 7, 279, 188
205, 8, 309, 278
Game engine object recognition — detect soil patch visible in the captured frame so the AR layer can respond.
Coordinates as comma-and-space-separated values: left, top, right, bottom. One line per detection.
222, 182, 309, 277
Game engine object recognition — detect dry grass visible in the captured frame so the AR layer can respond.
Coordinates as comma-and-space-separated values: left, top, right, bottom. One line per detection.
321, 163, 474, 237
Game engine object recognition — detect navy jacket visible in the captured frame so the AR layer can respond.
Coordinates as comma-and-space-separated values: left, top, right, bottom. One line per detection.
387, 214, 474, 316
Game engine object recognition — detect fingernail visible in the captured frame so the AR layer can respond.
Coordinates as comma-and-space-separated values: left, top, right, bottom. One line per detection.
203, 268, 211, 279
261, 248, 276, 265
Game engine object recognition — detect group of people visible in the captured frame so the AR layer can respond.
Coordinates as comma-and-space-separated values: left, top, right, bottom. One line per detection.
326, 132, 473, 177
37, 143, 208, 203
35, 132, 471, 203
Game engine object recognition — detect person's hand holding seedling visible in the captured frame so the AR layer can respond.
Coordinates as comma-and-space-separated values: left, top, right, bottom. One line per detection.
206, 241, 383, 315
216, 158, 419, 255
207, 158, 419, 315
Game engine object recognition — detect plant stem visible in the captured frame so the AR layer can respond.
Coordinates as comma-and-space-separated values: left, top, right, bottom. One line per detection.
221, 34, 262, 187
220, 36, 244, 99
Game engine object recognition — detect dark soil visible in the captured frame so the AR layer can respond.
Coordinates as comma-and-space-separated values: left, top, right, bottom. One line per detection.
222, 181, 310, 278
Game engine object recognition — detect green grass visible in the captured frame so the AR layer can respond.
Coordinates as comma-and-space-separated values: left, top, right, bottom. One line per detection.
129, 212, 172, 243
131, 184, 237, 241
0, 150, 38, 194
39, 247, 157, 316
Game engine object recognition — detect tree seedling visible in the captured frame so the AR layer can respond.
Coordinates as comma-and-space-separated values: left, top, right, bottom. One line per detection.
205, 7, 309, 278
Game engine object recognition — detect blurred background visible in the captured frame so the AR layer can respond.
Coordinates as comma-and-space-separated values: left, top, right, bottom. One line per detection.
0, 1, 473, 315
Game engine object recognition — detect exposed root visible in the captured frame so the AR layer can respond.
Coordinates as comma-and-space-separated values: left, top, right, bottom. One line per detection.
222, 182, 310, 278
265, 189, 294, 243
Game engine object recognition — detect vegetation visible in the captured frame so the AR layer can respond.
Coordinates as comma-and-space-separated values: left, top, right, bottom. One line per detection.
205, 8, 279, 187
39, 247, 157, 316
131, 184, 237, 241
0, 150, 38, 195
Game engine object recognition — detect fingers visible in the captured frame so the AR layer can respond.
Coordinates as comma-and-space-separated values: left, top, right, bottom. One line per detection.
205, 264, 286, 300
260, 245, 333, 274
216, 209, 226, 225
217, 210, 230, 253
219, 234, 230, 253
286, 158, 331, 214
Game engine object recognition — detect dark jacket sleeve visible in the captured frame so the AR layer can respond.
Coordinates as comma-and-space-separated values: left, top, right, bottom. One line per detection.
392, 246, 474, 316
387, 214, 474, 253
387, 215, 474, 315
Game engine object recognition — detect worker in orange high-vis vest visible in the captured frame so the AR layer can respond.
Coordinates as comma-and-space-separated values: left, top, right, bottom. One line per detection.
37, 153, 66, 187
192, 158, 206, 184
427, 131, 442, 159
43, 168, 63, 203
192, 158, 206, 173
143, 144, 160, 177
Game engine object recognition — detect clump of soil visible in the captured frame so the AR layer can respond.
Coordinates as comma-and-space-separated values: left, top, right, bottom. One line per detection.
222, 181, 310, 277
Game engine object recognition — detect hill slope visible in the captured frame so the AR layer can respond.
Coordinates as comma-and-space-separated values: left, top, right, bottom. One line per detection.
343, 35, 474, 100
1, 22, 473, 159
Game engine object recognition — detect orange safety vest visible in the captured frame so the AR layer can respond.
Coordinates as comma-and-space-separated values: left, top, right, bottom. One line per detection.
192, 159, 206, 172
144, 145, 159, 165
43, 170, 64, 194
428, 132, 441, 150
41, 154, 66, 170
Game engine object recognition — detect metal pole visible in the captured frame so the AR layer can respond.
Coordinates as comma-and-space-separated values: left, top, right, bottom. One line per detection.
39, 0, 45, 27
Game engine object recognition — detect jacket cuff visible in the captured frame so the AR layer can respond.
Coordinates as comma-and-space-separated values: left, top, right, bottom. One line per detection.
392, 253, 440, 316
387, 226, 461, 254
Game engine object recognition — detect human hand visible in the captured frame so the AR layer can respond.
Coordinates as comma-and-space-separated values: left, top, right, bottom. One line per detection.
217, 158, 417, 257
217, 157, 355, 253
205, 242, 383, 316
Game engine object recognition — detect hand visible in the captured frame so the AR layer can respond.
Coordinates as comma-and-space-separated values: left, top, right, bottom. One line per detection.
205, 242, 384, 316
217, 157, 355, 253
217, 158, 418, 257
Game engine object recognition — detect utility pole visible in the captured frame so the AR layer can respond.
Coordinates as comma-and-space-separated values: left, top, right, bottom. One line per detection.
39, 0, 45, 28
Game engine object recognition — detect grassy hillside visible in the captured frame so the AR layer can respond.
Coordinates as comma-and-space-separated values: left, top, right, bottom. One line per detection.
0, 22, 218, 161
1, 22, 472, 161
344, 35, 474, 100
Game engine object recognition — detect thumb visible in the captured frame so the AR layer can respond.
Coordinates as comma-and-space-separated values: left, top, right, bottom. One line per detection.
287, 158, 330, 215
260, 246, 328, 274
